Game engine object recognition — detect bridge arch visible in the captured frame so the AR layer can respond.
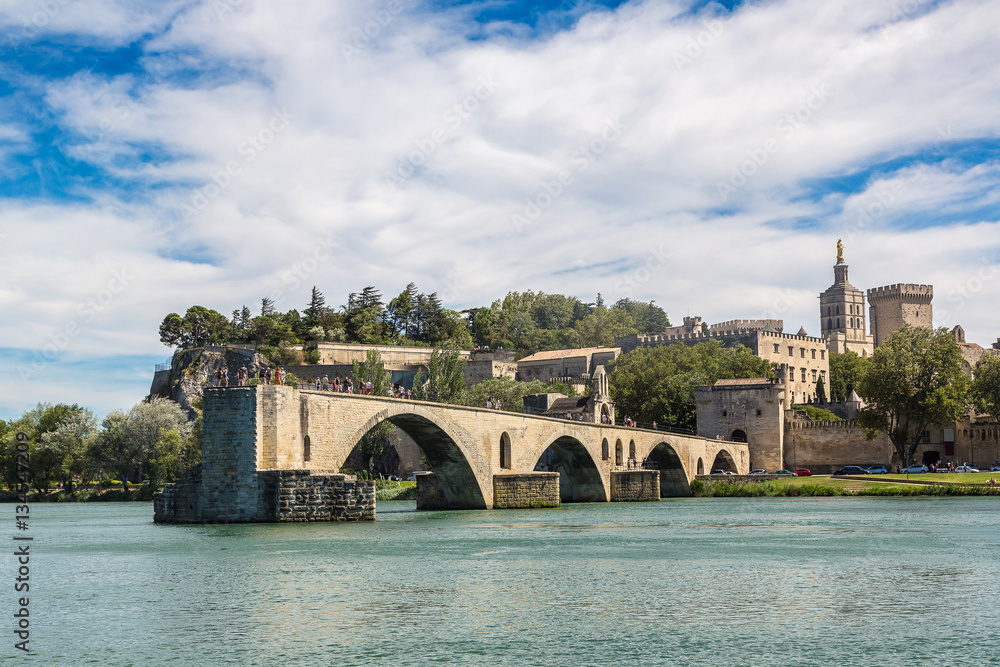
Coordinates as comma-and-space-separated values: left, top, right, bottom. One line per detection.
534, 435, 606, 503
645, 442, 691, 497
345, 404, 488, 509
711, 448, 738, 474
499, 432, 512, 470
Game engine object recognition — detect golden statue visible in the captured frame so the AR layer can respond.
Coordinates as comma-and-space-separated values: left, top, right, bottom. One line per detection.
836, 238, 844, 264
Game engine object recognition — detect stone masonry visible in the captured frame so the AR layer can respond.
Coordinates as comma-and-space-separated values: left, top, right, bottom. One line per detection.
610, 470, 661, 501
493, 472, 560, 509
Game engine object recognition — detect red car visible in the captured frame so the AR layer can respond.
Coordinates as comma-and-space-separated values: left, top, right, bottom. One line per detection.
795, 468, 812, 476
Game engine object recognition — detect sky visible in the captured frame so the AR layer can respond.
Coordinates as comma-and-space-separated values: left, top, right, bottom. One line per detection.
1, 0, 999, 420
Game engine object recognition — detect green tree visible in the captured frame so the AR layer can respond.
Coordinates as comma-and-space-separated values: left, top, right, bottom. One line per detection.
856, 325, 971, 469
971, 353, 1000, 422
412, 343, 466, 403
38, 408, 97, 492
304, 287, 327, 329
829, 351, 870, 399
459, 377, 569, 412
574, 306, 637, 347
609, 341, 774, 431
158, 313, 190, 347
89, 398, 192, 495
815, 377, 826, 402
352, 349, 395, 470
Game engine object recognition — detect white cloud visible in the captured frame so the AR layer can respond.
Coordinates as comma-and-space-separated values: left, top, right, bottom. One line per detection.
1, 0, 1000, 418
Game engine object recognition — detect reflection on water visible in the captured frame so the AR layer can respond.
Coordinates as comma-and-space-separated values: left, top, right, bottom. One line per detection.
27, 498, 1000, 665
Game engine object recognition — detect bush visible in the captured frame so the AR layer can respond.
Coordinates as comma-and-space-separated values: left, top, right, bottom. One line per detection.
304, 349, 321, 364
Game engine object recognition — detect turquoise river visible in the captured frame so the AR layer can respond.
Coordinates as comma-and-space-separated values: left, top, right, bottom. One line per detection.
8, 497, 1000, 665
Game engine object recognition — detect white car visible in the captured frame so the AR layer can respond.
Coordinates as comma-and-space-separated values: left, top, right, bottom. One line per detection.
406, 471, 432, 481
749, 469, 767, 475
954, 465, 979, 473
903, 464, 928, 474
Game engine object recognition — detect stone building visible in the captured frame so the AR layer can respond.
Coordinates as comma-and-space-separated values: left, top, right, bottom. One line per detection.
819, 254, 874, 357
617, 322, 829, 407
463, 350, 518, 386
694, 378, 786, 472
516, 346, 620, 393
867, 283, 933, 347
523, 365, 616, 425
695, 377, 894, 474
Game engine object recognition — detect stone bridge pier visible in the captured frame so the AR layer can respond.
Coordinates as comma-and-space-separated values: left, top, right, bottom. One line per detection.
156, 386, 748, 522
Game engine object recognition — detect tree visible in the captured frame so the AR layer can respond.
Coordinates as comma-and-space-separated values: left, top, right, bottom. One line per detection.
352, 349, 395, 470
304, 286, 327, 329
261, 297, 275, 317
574, 306, 637, 347
412, 343, 466, 404
856, 325, 971, 469
38, 409, 97, 492
815, 377, 827, 402
829, 351, 870, 399
971, 353, 1000, 422
89, 398, 192, 495
182, 306, 230, 345
158, 313, 189, 347
459, 377, 569, 412
609, 341, 774, 431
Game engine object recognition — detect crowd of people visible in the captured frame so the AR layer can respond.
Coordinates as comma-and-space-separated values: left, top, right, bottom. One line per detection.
214, 365, 285, 387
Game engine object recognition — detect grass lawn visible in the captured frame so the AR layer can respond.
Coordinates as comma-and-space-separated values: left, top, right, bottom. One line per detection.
878, 472, 999, 484
771, 476, 920, 491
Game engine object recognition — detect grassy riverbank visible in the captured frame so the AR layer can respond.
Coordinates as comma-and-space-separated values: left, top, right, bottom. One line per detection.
0, 485, 157, 502
691, 477, 1000, 497
375, 480, 416, 501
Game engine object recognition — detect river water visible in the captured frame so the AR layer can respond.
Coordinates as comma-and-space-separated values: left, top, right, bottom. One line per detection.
13, 498, 1000, 665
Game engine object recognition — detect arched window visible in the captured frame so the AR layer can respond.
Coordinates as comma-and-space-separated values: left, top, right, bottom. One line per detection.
499, 432, 512, 469
615, 440, 623, 466
303, 435, 311, 462
629, 440, 636, 461
696, 458, 704, 475
602, 438, 609, 461
828, 318, 833, 330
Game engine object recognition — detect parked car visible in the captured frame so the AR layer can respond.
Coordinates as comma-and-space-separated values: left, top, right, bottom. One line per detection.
749, 469, 767, 475
773, 469, 796, 476
903, 464, 929, 474
954, 465, 979, 473
407, 471, 432, 481
865, 465, 887, 474
795, 468, 812, 476
833, 466, 866, 476
936, 467, 952, 473
992, 464, 1000, 472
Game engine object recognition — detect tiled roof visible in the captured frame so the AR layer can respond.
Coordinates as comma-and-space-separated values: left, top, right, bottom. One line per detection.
713, 378, 773, 387
544, 396, 590, 414
518, 347, 620, 363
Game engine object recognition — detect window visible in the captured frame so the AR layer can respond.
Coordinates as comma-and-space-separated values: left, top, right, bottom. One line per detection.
773, 343, 779, 353
836, 318, 841, 328
811, 349, 816, 359
801, 369, 806, 382
303, 435, 311, 462
602, 439, 609, 461
788, 346, 794, 356
827, 318, 833, 330
812, 369, 817, 380
820, 350, 825, 360
722, 410, 727, 417
756, 409, 762, 416
800, 348, 805, 358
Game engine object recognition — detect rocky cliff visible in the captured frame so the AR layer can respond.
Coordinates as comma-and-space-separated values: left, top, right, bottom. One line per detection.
149, 346, 271, 418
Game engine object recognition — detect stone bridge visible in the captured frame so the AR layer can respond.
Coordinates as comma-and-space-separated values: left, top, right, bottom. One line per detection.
172, 385, 748, 521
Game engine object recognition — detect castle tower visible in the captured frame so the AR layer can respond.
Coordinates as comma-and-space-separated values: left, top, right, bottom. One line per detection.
866, 283, 933, 347
819, 240, 874, 357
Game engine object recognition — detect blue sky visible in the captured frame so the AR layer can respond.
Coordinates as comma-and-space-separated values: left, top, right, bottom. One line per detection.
1, 0, 999, 420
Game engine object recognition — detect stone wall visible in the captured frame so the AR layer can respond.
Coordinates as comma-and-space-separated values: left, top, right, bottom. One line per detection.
199, 387, 261, 522
493, 472, 560, 508
259, 470, 375, 522
695, 383, 785, 473
784, 414, 893, 473
415, 472, 450, 510
153, 465, 202, 523
610, 470, 660, 501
